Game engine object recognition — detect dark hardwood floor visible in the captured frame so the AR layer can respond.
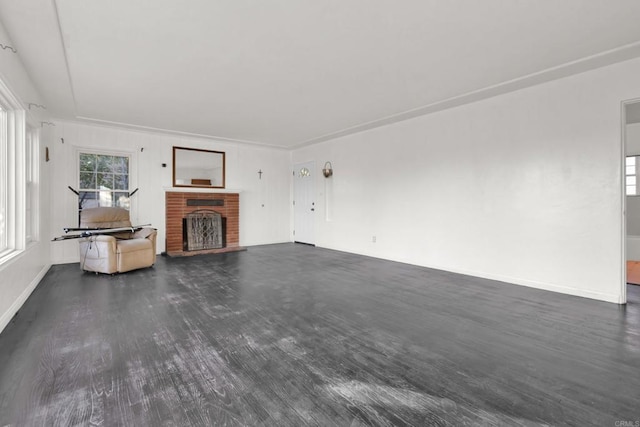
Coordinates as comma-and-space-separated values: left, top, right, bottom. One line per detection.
0, 243, 638, 426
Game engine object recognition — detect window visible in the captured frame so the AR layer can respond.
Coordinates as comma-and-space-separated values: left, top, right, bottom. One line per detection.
0, 76, 27, 261
0, 104, 7, 253
25, 127, 39, 243
627, 156, 638, 196
78, 152, 131, 210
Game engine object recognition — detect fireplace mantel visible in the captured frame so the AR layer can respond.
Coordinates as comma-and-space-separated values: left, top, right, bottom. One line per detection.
164, 187, 242, 194
165, 191, 243, 256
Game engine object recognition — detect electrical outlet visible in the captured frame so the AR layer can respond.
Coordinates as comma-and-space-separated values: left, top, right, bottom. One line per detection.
372, 236, 376, 243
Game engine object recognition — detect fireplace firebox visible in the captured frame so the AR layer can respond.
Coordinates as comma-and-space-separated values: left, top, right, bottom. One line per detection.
182, 210, 226, 251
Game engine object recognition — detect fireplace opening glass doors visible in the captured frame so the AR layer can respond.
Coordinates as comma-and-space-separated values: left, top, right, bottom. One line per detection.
183, 210, 225, 251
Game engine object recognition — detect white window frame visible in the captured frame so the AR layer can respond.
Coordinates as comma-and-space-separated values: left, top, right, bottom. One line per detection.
75, 147, 137, 223
0, 104, 7, 256
0, 77, 26, 262
25, 126, 40, 244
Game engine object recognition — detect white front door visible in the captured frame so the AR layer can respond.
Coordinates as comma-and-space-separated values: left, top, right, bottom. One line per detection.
293, 161, 315, 245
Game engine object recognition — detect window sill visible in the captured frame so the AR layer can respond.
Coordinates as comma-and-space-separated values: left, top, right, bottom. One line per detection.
0, 249, 22, 270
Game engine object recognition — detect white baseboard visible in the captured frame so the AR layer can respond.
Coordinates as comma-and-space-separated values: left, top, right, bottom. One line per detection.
319, 244, 622, 304
51, 257, 79, 265
0, 263, 51, 334
438, 266, 621, 304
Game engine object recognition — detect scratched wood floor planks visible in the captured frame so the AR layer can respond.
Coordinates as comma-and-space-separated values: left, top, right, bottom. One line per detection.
0, 243, 638, 426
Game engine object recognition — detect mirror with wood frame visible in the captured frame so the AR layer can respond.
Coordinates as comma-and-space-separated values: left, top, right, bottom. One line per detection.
173, 146, 226, 188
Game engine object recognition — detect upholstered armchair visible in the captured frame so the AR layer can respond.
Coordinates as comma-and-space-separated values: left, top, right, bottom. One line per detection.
78, 207, 157, 274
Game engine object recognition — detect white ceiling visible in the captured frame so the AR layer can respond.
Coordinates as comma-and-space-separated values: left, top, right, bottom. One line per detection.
2, 1, 640, 148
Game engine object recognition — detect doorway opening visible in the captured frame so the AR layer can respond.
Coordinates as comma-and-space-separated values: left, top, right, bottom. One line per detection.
622, 99, 640, 304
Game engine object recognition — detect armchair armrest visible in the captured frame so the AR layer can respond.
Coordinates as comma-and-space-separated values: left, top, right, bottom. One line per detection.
132, 227, 157, 239
79, 234, 118, 273
90, 235, 117, 242
82, 234, 117, 252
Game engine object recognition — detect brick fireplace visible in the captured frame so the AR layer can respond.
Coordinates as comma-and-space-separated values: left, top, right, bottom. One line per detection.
165, 192, 242, 256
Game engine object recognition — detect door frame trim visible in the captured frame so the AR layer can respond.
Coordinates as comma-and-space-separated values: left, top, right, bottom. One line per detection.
620, 97, 640, 304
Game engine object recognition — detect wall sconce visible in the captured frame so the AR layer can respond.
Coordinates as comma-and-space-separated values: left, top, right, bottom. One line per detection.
322, 161, 333, 178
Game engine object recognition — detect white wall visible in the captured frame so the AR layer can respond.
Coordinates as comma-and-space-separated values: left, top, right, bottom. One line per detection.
625, 123, 640, 155
293, 58, 640, 304
48, 122, 292, 264
0, 22, 52, 332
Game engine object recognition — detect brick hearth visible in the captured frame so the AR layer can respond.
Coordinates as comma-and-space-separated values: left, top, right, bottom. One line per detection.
165, 192, 241, 256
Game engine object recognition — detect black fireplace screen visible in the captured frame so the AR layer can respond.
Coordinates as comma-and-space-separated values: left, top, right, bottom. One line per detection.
183, 210, 225, 251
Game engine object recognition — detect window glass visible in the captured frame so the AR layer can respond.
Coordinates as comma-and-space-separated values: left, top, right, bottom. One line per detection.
626, 155, 639, 196
79, 152, 131, 210
25, 127, 38, 243
0, 105, 6, 253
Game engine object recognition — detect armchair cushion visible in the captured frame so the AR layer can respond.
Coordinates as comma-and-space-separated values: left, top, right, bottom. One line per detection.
80, 206, 131, 229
